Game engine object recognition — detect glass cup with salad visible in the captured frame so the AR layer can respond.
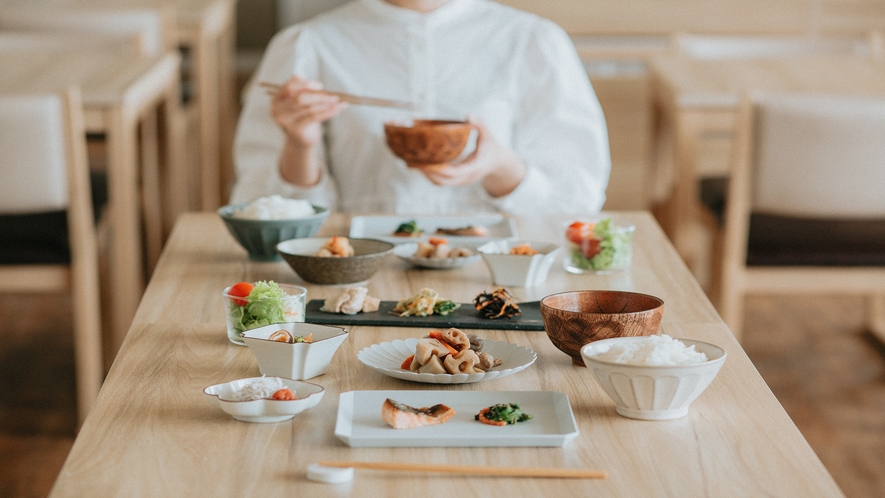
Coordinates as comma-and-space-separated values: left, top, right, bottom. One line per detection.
563, 218, 635, 274
223, 281, 307, 345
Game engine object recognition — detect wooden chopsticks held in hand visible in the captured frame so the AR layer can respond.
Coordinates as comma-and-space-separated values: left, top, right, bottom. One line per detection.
316, 461, 607, 479
259, 82, 417, 110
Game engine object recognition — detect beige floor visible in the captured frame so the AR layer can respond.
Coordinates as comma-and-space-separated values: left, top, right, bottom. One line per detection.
1, 292, 883, 497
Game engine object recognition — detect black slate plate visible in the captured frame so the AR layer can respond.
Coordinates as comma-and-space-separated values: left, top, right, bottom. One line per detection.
305, 300, 544, 331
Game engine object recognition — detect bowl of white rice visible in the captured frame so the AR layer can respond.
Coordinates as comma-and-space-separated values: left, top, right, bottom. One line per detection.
218, 195, 329, 261
580, 334, 727, 420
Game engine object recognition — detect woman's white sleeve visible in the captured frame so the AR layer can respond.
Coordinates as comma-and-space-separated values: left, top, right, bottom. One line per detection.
487, 20, 611, 216
229, 26, 336, 209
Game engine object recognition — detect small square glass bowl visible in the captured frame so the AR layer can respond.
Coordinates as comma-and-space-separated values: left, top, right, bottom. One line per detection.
203, 377, 324, 423
223, 283, 306, 346
563, 220, 635, 274
242, 322, 348, 380
476, 240, 561, 287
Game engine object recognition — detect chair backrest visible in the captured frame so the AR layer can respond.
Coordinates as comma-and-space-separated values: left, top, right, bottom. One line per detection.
749, 94, 885, 218
675, 33, 870, 59
0, 92, 74, 214
0, 5, 175, 56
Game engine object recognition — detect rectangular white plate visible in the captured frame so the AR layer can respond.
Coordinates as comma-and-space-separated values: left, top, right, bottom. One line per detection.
335, 390, 579, 447
349, 215, 518, 245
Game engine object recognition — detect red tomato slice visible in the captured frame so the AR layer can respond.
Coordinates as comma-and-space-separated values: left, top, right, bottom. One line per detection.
580, 238, 602, 258
228, 281, 254, 306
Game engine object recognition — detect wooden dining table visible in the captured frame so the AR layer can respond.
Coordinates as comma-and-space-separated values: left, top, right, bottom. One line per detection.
648, 53, 885, 268
48, 211, 843, 496
0, 48, 184, 360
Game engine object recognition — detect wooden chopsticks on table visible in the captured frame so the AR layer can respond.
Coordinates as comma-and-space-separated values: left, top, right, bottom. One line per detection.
316, 461, 607, 479
259, 82, 417, 110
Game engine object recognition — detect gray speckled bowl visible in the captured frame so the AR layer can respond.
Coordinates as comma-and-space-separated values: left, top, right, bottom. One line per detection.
218, 204, 329, 261
276, 238, 394, 285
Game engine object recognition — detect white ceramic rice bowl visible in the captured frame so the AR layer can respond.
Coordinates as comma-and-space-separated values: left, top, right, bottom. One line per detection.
580, 337, 726, 420
243, 322, 348, 380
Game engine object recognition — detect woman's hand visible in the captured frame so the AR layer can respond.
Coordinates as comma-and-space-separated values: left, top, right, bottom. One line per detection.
271, 75, 347, 187
414, 117, 526, 198
270, 75, 347, 148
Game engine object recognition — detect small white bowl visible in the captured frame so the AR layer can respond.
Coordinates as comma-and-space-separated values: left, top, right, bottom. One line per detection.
243, 322, 348, 380
203, 377, 324, 423
392, 242, 482, 269
580, 337, 726, 420
476, 241, 561, 287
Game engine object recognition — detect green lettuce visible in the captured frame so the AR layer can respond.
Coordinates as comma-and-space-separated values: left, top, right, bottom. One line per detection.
570, 218, 633, 271
229, 280, 287, 334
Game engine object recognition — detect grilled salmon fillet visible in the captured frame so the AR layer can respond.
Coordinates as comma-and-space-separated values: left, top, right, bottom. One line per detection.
381, 398, 456, 429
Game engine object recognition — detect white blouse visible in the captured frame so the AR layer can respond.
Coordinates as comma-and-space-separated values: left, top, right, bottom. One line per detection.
231, 0, 611, 215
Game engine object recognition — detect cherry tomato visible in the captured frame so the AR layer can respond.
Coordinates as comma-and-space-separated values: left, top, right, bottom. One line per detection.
565, 222, 602, 258
271, 388, 296, 400
565, 221, 591, 244
580, 238, 602, 258
227, 281, 254, 307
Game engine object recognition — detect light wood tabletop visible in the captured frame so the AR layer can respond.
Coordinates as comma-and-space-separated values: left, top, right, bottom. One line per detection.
648, 54, 885, 268
49, 212, 843, 497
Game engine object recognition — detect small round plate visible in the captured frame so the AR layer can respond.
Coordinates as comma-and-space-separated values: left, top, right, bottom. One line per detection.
393, 243, 482, 269
357, 338, 537, 384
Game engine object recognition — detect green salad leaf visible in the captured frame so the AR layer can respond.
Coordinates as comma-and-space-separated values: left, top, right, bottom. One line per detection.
228, 280, 287, 334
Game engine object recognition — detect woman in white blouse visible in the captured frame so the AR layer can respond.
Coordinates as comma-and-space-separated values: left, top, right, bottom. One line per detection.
231, 0, 611, 215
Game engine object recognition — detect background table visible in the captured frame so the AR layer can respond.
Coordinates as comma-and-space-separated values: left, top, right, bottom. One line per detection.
648, 54, 885, 269
0, 49, 183, 361
49, 212, 843, 496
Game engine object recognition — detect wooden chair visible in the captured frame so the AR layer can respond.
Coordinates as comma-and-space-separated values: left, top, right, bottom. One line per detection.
711, 94, 885, 341
0, 88, 104, 426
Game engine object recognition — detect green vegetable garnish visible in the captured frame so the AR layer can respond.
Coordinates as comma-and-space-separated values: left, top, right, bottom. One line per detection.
433, 300, 459, 316
228, 280, 287, 335
476, 403, 533, 424
394, 220, 423, 236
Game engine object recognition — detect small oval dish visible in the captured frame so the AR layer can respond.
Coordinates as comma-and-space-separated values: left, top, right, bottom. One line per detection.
203, 377, 324, 423
476, 240, 561, 287
357, 338, 537, 384
242, 322, 348, 380
392, 243, 482, 269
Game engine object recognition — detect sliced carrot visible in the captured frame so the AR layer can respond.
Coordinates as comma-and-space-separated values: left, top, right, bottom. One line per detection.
401, 354, 415, 370
477, 407, 507, 426
304, 333, 313, 343
427, 330, 459, 356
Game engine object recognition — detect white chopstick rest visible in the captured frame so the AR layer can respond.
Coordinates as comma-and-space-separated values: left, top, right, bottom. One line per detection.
307, 463, 354, 483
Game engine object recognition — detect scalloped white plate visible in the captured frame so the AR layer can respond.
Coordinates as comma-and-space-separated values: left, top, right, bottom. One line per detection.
357, 338, 537, 384
392, 243, 482, 269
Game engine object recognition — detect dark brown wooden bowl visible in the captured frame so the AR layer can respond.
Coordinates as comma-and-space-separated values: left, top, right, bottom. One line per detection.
540, 290, 665, 366
384, 119, 472, 167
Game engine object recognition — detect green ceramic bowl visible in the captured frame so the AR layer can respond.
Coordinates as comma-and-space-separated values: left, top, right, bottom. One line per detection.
218, 203, 329, 261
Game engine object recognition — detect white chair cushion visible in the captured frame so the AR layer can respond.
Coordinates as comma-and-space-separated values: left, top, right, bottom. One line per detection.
0, 94, 69, 214
752, 94, 885, 218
